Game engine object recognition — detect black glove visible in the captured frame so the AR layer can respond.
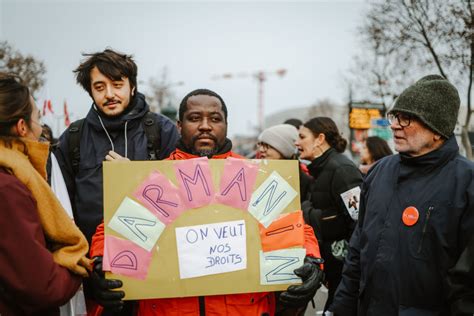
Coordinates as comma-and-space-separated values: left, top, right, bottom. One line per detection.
90, 256, 125, 312
279, 256, 324, 308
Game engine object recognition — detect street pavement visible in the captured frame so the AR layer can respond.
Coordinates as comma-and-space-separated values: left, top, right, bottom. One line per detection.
305, 285, 328, 316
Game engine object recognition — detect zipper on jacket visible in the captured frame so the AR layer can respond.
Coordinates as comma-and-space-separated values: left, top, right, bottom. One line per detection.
199, 296, 205, 316
417, 206, 434, 254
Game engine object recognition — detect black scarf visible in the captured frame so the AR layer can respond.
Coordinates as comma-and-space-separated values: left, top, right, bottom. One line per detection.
397, 136, 458, 182
176, 138, 233, 157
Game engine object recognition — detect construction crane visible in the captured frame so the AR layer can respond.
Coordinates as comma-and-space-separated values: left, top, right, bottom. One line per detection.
212, 68, 287, 133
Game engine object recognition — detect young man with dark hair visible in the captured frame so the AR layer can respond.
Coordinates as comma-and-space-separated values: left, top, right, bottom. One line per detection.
54, 48, 179, 311
88, 88, 325, 315
56, 48, 179, 244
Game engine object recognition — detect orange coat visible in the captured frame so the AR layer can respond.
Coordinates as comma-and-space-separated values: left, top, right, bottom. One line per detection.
89, 149, 321, 316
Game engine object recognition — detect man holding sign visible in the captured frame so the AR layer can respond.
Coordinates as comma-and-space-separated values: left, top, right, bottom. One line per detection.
90, 89, 324, 315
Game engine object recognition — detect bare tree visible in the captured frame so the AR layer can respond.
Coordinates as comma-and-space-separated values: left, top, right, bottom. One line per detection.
347, 33, 419, 109
351, 0, 474, 158
307, 99, 349, 137
142, 67, 183, 113
0, 41, 46, 96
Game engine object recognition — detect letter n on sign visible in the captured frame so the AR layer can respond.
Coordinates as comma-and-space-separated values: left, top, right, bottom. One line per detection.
248, 171, 297, 228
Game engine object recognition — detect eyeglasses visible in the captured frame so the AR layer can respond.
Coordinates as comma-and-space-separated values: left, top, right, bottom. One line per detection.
257, 142, 271, 151
387, 112, 412, 127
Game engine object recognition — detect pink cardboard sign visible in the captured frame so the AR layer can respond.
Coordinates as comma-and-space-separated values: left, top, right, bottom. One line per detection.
174, 157, 215, 209
216, 158, 259, 210
134, 171, 185, 225
103, 235, 153, 280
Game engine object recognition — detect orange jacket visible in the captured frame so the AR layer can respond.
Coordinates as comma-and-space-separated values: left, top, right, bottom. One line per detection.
89, 149, 321, 316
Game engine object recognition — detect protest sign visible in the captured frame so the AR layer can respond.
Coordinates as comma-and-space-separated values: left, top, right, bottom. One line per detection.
103, 159, 303, 299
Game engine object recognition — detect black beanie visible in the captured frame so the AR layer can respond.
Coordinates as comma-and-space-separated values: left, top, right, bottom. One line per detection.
390, 74, 460, 138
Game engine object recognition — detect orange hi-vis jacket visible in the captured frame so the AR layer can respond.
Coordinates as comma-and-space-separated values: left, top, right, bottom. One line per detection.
89, 148, 321, 316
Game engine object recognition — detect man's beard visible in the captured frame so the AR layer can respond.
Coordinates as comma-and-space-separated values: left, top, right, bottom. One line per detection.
99, 92, 134, 117
190, 133, 219, 158
192, 148, 218, 158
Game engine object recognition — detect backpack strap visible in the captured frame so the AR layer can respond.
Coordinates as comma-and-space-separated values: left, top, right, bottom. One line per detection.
67, 119, 85, 175
66, 112, 161, 173
142, 111, 161, 160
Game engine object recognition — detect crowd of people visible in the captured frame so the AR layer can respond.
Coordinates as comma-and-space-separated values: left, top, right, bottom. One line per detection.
0, 48, 473, 316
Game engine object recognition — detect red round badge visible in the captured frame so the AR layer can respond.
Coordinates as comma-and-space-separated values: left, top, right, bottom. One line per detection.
402, 206, 419, 226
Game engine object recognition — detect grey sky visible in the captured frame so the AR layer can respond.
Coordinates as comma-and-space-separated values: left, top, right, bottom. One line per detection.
1, 0, 367, 137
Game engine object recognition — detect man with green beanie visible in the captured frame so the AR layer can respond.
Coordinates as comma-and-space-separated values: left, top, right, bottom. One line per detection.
330, 75, 474, 316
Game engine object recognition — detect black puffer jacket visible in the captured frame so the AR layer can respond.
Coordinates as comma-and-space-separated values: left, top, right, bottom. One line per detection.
55, 93, 179, 243
305, 148, 363, 243
331, 137, 474, 316
299, 166, 312, 204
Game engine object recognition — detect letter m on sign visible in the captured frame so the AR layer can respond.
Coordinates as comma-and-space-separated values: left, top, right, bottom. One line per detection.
179, 164, 211, 202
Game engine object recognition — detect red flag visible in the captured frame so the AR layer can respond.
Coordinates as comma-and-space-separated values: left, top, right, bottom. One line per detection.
47, 100, 54, 114
42, 100, 47, 116
64, 100, 70, 127
43, 99, 54, 115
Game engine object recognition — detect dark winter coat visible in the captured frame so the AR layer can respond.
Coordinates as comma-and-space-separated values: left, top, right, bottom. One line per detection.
0, 168, 81, 316
306, 148, 363, 244
299, 165, 312, 203
302, 148, 363, 311
331, 137, 474, 316
54, 93, 179, 243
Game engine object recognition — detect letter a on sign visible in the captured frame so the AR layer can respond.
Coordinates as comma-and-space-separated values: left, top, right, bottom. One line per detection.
216, 158, 259, 210
108, 197, 166, 251
174, 157, 215, 209
248, 171, 297, 228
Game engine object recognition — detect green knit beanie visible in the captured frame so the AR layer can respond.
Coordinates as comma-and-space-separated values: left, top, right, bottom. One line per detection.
390, 74, 460, 138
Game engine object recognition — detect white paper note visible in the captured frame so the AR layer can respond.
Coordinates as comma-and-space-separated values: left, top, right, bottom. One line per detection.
175, 220, 247, 279
248, 171, 297, 228
259, 248, 306, 285
340, 186, 361, 220
108, 197, 166, 251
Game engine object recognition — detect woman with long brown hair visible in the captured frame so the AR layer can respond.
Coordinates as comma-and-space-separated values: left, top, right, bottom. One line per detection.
0, 73, 91, 315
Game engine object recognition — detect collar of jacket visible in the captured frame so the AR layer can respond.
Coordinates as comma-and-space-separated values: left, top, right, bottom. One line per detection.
0, 138, 49, 179
307, 147, 337, 177
168, 138, 242, 160
86, 92, 149, 132
397, 136, 459, 182
174, 138, 234, 157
